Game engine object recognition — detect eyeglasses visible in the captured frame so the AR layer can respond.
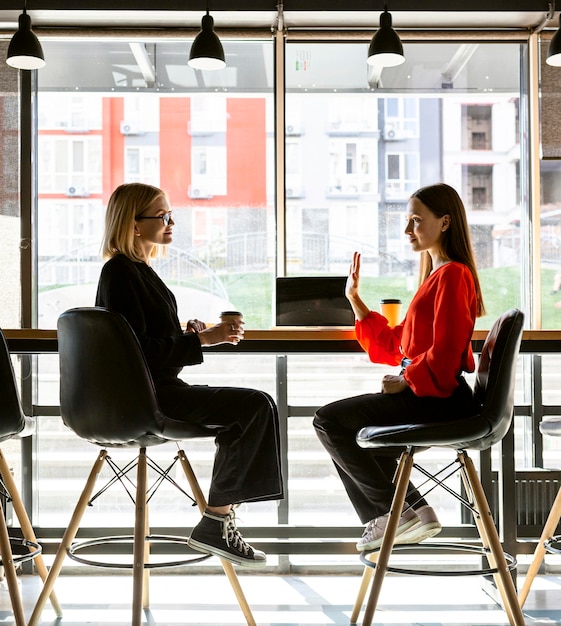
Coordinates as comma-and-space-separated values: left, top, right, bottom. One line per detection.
135, 211, 173, 226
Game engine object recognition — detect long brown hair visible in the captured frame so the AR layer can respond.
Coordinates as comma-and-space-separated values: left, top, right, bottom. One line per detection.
411, 183, 486, 317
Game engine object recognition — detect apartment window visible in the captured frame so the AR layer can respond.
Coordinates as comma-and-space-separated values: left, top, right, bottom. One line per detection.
463, 104, 492, 150
463, 164, 493, 210
386, 152, 420, 199
384, 97, 419, 139
346, 143, 356, 174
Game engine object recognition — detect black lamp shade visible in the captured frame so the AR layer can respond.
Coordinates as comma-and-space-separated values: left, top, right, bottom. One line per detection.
188, 13, 225, 71
367, 9, 405, 68
6, 11, 45, 70
547, 16, 561, 67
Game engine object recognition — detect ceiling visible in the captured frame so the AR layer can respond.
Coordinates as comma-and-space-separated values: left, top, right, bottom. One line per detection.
0, 1, 556, 33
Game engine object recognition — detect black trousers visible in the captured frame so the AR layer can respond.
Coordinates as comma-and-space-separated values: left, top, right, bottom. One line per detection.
158, 382, 284, 507
313, 377, 478, 524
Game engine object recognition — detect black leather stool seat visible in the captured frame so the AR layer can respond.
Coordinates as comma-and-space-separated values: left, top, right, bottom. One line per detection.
29, 307, 256, 626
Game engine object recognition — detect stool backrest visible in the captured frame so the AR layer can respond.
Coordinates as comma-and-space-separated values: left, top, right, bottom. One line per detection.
57, 307, 167, 447
0, 329, 28, 442
472, 308, 524, 450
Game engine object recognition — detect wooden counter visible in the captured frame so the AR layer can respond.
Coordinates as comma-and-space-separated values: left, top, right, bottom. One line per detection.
4, 327, 561, 354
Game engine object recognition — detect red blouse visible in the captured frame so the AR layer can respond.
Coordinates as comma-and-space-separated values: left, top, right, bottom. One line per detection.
355, 262, 477, 398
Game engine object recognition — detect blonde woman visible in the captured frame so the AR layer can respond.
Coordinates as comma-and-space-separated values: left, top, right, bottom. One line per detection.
96, 182, 283, 568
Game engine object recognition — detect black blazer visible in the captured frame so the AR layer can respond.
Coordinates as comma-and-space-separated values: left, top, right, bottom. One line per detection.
95, 254, 203, 386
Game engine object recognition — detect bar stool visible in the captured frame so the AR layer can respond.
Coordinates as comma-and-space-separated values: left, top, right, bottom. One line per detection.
0, 328, 62, 625
29, 307, 257, 626
518, 417, 561, 607
350, 309, 526, 626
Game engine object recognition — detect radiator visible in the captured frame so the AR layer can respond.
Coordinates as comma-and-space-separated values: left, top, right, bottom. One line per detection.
490, 470, 561, 530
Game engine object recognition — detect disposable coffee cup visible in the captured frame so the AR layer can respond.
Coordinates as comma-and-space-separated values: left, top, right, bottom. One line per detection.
380, 299, 402, 328
220, 310, 243, 324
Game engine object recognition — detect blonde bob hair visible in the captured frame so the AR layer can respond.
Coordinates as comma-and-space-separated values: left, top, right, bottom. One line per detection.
101, 182, 166, 262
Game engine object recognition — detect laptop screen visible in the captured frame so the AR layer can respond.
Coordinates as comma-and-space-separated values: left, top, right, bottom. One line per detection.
275, 276, 355, 326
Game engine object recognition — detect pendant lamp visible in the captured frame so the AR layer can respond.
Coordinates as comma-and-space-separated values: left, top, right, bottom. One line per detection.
188, 9, 225, 71
367, 5, 404, 68
6, 8, 45, 70
547, 15, 561, 67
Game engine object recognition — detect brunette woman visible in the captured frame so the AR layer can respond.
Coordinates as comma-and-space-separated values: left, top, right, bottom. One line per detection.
314, 183, 485, 551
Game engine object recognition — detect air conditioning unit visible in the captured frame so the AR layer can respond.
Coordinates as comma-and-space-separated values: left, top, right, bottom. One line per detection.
384, 123, 403, 141
188, 186, 213, 199
286, 186, 303, 198
120, 121, 144, 135
286, 123, 301, 136
66, 186, 89, 197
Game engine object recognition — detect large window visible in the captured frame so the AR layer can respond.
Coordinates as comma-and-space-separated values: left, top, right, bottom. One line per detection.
37, 40, 275, 330
34, 40, 526, 332
285, 41, 522, 328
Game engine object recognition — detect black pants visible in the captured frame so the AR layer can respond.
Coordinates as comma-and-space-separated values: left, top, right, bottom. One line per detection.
158, 382, 284, 507
313, 377, 478, 524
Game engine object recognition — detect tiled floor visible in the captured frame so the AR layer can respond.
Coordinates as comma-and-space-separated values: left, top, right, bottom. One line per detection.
2, 568, 560, 625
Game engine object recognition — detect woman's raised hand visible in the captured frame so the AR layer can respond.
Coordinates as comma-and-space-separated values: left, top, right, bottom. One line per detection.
346, 251, 361, 301
345, 251, 370, 321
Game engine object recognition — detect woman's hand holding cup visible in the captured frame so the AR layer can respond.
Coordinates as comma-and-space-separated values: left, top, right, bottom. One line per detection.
196, 311, 244, 346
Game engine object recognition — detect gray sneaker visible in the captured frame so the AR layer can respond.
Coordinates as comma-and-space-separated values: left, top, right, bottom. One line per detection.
397, 505, 442, 544
188, 509, 267, 569
356, 503, 420, 552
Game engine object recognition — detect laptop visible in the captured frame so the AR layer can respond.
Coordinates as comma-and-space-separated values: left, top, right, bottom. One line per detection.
275, 276, 355, 326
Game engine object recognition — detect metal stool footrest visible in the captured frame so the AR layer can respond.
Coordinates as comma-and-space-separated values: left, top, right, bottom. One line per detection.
544, 535, 561, 555
360, 542, 517, 577
67, 534, 211, 569
0, 537, 41, 566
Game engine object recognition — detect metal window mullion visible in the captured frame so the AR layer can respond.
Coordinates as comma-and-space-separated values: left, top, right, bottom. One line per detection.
527, 32, 541, 329
274, 26, 286, 278
19, 68, 39, 561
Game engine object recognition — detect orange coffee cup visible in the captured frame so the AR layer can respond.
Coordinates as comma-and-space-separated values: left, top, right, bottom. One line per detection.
380, 299, 402, 328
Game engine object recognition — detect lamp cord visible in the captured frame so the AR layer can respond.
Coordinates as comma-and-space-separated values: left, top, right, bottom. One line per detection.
275, 1, 284, 34
533, 1, 556, 34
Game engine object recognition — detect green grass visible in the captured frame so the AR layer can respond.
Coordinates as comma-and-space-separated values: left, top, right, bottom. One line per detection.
42, 266, 561, 330
218, 266, 561, 330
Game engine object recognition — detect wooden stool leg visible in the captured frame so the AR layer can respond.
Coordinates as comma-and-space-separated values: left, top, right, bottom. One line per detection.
361, 449, 414, 626
351, 447, 411, 623
0, 499, 25, 626
177, 448, 257, 626
350, 553, 376, 624
28, 450, 108, 626
518, 484, 561, 607
143, 498, 150, 610
460, 451, 526, 626
132, 448, 148, 626
177, 448, 207, 515
0, 448, 62, 617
